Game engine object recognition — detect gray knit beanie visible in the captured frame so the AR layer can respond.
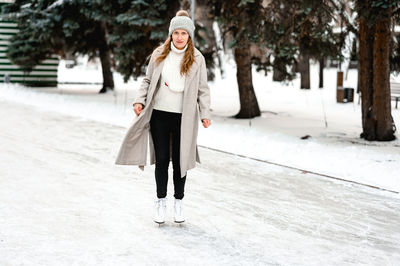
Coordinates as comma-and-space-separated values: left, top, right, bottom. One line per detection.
168, 15, 195, 40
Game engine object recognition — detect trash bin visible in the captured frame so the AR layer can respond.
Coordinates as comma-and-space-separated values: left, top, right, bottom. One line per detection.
336, 71, 354, 103
344, 87, 354, 102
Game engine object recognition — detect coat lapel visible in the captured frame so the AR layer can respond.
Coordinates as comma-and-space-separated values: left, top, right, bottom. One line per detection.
147, 59, 164, 102
183, 54, 201, 98
152, 59, 164, 89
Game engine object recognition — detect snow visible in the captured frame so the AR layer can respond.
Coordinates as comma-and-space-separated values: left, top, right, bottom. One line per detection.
46, 0, 66, 10
0, 100, 399, 265
20, 3, 32, 9
204, 59, 400, 193
0, 53, 400, 265
1, 55, 399, 193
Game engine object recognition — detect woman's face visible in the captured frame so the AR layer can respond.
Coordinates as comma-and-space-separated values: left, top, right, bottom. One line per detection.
172, 29, 189, 50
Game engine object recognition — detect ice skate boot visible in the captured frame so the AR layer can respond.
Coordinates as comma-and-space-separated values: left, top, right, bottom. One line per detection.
174, 199, 185, 223
154, 197, 167, 224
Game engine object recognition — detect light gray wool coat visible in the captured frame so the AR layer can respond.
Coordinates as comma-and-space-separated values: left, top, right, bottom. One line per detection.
115, 45, 211, 178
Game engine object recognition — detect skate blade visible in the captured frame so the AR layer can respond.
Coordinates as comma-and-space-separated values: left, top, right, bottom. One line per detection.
174, 220, 185, 224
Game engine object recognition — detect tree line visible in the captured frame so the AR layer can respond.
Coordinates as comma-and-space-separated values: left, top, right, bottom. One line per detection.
1, 0, 399, 141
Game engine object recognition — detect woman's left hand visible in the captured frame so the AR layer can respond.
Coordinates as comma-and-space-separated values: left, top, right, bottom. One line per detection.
201, 119, 211, 128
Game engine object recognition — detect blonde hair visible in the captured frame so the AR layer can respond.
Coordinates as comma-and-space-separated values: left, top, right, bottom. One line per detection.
154, 10, 195, 76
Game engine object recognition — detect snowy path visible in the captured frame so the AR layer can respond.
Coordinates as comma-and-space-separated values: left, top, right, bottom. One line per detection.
0, 101, 399, 266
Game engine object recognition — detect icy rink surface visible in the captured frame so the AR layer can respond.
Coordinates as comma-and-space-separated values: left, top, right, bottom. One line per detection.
0, 101, 399, 266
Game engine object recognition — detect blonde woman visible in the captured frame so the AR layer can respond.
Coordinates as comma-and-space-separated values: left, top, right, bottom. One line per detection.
115, 10, 211, 224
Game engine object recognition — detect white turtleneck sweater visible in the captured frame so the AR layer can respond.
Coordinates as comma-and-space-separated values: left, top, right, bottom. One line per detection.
153, 42, 187, 113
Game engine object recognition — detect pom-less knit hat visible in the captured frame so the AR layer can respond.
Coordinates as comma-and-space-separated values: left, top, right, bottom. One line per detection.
168, 14, 195, 40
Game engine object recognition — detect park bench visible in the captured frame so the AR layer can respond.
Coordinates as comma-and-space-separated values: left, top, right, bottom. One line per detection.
391, 82, 400, 109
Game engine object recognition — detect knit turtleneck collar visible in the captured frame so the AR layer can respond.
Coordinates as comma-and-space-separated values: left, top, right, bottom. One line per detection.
171, 41, 188, 54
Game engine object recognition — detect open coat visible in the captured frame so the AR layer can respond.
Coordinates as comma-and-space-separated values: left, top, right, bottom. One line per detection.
115, 45, 211, 178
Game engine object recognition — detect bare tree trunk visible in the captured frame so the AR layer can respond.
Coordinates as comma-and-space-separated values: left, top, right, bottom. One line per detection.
299, 53, 310, 89
272, 55, 286, 82
359, 17, 376, 140
234, 44, 261, 118
373, 9, 395, 140
319, 57, 324, 88
99, 21, 114, 93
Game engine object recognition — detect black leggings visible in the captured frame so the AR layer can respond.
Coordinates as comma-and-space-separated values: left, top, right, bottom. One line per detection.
150, 109, 186, 199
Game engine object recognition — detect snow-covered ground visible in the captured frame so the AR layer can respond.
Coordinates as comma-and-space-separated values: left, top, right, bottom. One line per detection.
0, 100, 399, 265
1, 56, 399, 193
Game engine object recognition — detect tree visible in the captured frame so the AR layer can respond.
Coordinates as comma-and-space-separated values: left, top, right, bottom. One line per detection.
108, 0, 179, 82
3, 0, 116, 92
205, 0, 344, 117
207, 0, 264, 118
2, 0, 179, 92
263, 0, 344, 89
356, 0, 398, 141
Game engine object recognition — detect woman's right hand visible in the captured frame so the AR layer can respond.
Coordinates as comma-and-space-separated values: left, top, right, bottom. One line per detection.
133, 103, 144, 116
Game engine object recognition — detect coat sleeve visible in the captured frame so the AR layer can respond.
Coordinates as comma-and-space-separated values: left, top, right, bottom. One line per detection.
197, 56, 211, 120
133, 48, 158, 107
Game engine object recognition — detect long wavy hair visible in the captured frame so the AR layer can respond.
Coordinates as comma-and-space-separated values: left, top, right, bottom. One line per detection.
154, 35, 195, 76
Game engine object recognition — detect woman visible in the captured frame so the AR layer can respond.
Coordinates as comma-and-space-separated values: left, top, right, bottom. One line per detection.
115, 10, 211, 225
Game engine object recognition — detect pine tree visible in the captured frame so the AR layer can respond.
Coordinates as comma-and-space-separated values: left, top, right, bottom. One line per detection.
206, 0, 344, 117
356, 0, 398, 141
208, 0, 264, 118
1, 0, 180, 91
263, 0, 344, 88
3, 0, 115, 92
108, 0, 179, 82
2, 0, 58, 72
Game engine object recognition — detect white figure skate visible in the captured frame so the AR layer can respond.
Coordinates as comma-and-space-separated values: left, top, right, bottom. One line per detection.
154, 197, 167, 224
174, 199, 185, 223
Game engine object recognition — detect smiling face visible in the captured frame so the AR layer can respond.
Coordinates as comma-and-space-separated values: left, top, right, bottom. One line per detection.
171, 29, 189, 50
